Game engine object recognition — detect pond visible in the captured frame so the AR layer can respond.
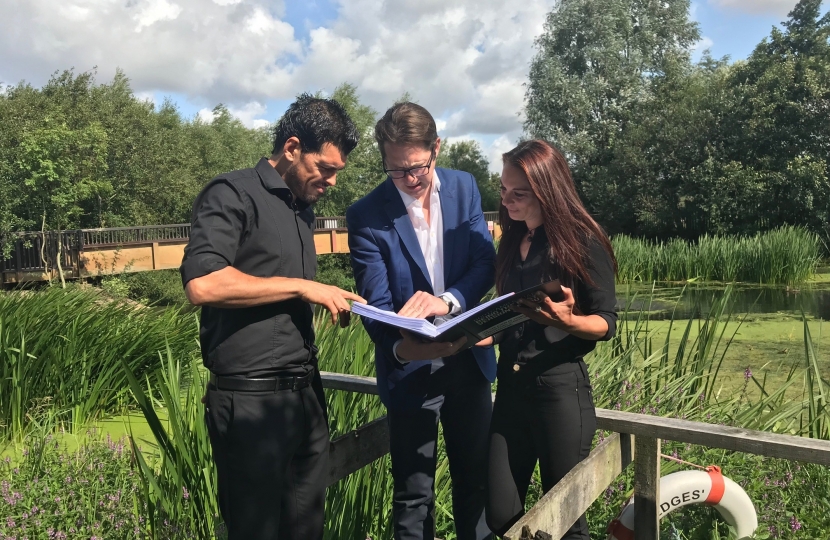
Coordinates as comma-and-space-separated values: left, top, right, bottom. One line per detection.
618, 274, 830, 320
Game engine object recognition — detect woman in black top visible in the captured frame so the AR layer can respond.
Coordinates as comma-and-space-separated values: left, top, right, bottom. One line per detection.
481, 140, 617, 539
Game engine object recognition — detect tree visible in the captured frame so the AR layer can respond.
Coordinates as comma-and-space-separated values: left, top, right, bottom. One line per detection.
15, 120, 109, 285
437, 140, 500, 211
723, 0, 830, 236
524, 0, 701, 235
313, 84, 386, 217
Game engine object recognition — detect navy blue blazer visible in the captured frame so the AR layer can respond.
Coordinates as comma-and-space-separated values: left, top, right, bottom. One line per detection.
346, 168, 497, 408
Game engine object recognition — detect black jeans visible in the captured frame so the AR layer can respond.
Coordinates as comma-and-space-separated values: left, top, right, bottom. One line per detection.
204, 369, 329, 540
486, 361, 596, 539
387, 358, 494, 540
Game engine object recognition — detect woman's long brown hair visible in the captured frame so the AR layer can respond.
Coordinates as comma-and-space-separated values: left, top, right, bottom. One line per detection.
495, 139, 617, 295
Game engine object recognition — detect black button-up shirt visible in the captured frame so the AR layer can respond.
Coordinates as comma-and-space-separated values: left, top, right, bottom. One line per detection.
180, 158, 318, 377
497, 228, 617, 377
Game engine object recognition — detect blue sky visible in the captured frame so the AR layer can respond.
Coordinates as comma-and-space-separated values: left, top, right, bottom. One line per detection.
1, 0, 826, 169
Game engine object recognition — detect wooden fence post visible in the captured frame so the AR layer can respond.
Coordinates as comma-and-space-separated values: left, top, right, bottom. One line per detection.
634, 437, 661, 540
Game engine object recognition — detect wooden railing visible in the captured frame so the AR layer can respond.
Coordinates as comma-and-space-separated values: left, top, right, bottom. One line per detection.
319, 371, 830, 540
82, 224, 191, 247
1, 215, 503, 284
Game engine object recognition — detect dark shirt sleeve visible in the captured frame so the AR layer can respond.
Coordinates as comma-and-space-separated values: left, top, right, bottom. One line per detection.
577, 238, 618, 341
180, 180, 251, 286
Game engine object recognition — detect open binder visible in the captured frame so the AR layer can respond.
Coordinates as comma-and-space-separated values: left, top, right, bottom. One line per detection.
351, 280, 563, 351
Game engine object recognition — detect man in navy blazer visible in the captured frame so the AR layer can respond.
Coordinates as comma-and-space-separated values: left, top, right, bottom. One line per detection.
347, 102, 496, 540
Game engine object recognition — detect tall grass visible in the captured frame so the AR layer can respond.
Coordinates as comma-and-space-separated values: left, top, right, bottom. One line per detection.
0, 286, 198, 441
4, 286, 828, 538
315, 317, 394, 540
612, 226, 822, 285
123, 346, 219, 539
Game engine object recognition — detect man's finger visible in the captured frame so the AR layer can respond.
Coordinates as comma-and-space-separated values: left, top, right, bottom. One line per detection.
398, 297, 417, 316
333, 295, 351, 313
344, 291, 367, 304
325, 301, 339, 325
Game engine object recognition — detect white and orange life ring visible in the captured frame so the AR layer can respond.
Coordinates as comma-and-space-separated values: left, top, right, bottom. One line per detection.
607, 466, 758, 540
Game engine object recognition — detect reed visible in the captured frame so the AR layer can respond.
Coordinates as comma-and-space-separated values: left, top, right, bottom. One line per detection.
315, 317, 394, 540
0, 286, 198, 441
123, 346, 219, 539
123, 288, 829, 539
612, 226, 822, 285
4, 285, 828, 538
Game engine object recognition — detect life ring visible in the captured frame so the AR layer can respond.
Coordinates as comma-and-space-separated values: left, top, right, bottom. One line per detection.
607, 466, 758, 540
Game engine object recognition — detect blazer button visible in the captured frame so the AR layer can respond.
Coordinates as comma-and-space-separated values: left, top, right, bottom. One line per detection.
512, 364, 521, 372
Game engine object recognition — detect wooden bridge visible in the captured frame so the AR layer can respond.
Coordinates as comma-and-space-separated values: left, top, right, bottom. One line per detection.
321, 371, 830, 540
0, 213, 502, 285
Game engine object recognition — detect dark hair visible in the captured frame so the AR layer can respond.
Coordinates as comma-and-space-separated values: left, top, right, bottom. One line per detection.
374, 102, 438, 160
495, 139, 617, 295
272, 93, 359, 157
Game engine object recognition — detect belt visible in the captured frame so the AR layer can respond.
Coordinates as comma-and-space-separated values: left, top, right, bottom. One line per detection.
209, 370, 315, 392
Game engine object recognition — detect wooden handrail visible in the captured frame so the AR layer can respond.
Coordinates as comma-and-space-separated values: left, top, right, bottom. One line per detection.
319, 371, 830, 539
597, 408, 830, 466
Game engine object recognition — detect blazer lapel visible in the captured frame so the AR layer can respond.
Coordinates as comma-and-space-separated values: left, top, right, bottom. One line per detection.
383, 179, 431, 287
439, 171, 457, 285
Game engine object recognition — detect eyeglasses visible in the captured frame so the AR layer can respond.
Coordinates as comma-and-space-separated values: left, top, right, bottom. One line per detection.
383, 150, 435, 179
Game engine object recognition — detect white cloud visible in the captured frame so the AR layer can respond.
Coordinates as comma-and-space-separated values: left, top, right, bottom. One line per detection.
486, 135, 516, 174
197, 101, 270, 129
133, 0, 183, 31
0, 0, 556, 147
229, 101, 271, 129
134, 90, 157, 105
709, 0, 798, 16
0, 0, 298, 104
692, 36, 715, 58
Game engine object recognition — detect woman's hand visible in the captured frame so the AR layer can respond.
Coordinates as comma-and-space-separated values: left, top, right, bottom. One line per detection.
514, 285, 609, 340
396, 330, 467, 362
514, 286, 576, 330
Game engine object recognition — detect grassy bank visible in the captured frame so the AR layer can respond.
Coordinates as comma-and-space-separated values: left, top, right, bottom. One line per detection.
0, 286, 199, 442
2, 287, 830, 539
612, 226, 823, 285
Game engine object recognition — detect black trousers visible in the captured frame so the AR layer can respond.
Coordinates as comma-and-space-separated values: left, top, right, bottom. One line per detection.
204, 369, 329, 540
387, 358, 494, 540
486, 361, 596, 539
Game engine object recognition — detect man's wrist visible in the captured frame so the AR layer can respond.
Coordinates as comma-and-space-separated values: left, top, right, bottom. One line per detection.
439, 295, 452, 316
439, 292, 461, 315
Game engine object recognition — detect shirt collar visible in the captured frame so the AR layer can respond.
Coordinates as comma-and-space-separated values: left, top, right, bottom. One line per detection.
395, 170, 442, 209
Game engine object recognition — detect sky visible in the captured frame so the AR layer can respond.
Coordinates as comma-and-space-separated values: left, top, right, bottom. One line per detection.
0, 0, 826, 171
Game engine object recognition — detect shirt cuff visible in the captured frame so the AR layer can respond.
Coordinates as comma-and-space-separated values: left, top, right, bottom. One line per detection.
440, 292, 462, 315
391, 339, 407, 368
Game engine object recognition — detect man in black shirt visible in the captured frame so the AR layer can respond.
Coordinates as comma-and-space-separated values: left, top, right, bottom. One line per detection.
180, 94, 365, 540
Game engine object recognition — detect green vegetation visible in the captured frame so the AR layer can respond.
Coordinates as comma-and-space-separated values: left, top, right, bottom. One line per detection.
315, 253, 357, 292
0, 428, 143, 538
436, 140, 501, 211
102, 269, 189, 306
612, 226, 823, 285
3, 286, 829, 538
0, 286, 197, 442
526, 0, 830, 243
0, 72, 500, 248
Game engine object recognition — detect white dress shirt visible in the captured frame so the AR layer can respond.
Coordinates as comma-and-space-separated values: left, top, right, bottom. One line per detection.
392, 171, 461, 361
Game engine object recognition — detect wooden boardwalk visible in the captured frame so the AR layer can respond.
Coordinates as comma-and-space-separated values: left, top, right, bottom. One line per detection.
1, 213, 501, 285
